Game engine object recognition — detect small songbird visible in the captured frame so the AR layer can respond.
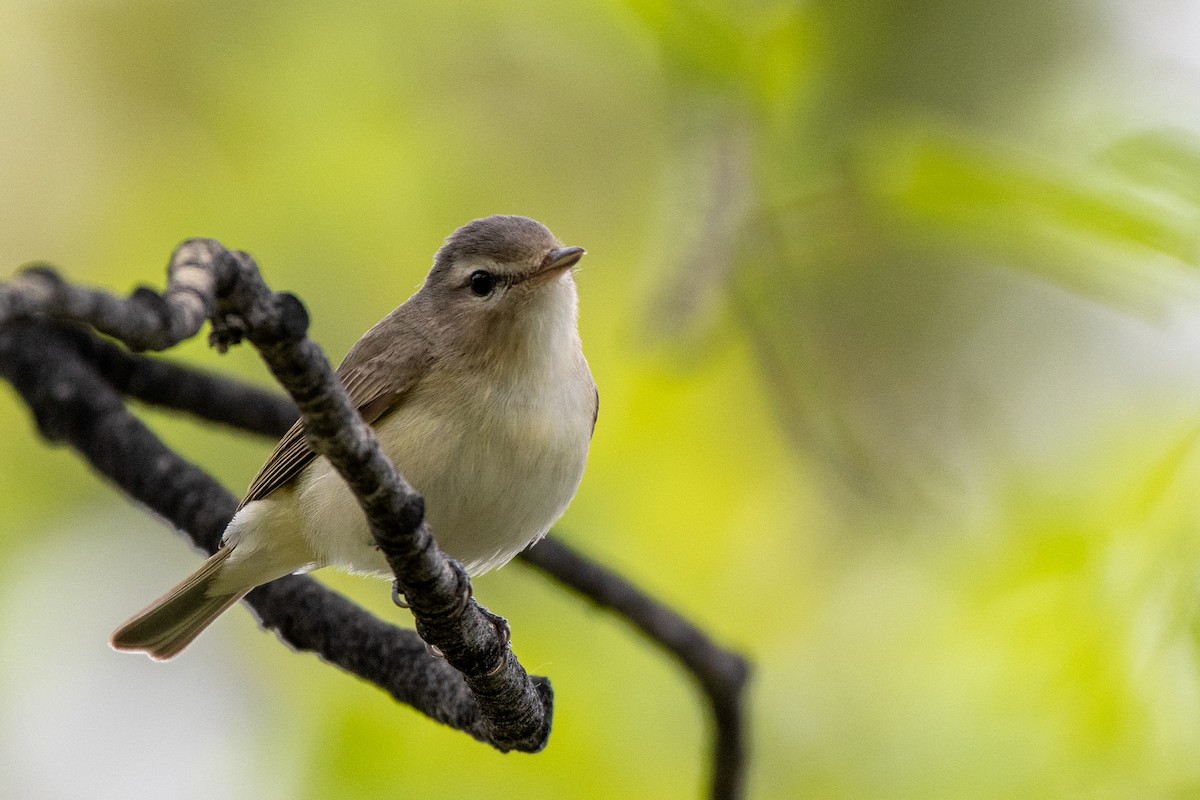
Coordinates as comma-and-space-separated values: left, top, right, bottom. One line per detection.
112, 216, 596, 659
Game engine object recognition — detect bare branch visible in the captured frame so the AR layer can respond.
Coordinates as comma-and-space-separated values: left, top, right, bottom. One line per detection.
53, 320, 299, 436
0, 260, 217, 351
519, 538, 750, 799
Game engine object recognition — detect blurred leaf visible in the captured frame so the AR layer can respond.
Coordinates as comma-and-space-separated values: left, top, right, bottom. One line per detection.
1103, 129, 1200, 209
865, 123, 1200, 265
621, 0, 748, 86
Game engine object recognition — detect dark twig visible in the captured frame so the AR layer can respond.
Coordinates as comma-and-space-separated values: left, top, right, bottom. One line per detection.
0, 259, 218, 352
519, 539, 751, 800
51, 321, 299, 435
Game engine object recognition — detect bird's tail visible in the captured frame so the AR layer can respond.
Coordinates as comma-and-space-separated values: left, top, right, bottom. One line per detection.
110, 546, 247, 661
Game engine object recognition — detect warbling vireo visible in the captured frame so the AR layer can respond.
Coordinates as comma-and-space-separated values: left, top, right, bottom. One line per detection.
111, 215, 596, 660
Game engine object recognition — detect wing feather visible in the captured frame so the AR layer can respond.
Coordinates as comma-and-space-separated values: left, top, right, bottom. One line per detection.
237, 313, 431, 510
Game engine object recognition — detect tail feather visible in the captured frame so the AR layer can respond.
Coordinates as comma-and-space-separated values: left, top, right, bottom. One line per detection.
111, 547, 247, 661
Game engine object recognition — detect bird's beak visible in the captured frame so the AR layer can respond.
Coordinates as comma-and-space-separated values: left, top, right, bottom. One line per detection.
540, 246, 586, 274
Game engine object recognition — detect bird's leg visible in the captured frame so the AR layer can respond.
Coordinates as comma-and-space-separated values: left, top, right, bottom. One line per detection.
443, 560, 510, 649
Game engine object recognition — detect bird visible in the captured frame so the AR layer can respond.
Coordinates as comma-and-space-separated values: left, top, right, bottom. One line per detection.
111, 215, 597, 660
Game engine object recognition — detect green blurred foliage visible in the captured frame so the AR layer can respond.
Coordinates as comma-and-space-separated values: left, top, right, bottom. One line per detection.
5, 0, 1200, 798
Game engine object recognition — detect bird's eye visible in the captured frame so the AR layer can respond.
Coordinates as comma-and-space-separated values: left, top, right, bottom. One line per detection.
469, 270, 496, 297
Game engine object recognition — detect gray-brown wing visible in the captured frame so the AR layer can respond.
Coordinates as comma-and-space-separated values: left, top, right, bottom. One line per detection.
238, 319, 432, 510
237, 419, 313, 510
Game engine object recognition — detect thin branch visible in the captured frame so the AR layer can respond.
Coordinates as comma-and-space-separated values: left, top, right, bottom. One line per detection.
51, 320, 300, 435
519, 539, 750, 799
0, 262, 217, 352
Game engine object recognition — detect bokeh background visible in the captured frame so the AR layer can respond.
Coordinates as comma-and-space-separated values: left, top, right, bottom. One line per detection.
5, 1, 1200, 797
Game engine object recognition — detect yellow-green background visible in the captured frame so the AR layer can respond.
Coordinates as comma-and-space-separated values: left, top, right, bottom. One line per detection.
4, 1, 1200, 798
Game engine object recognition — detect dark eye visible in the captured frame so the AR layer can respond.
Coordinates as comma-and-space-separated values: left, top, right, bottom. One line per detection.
469, 270, 496, 297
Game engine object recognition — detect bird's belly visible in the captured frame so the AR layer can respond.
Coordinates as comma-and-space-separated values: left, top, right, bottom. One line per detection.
293, 394, 589, 577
